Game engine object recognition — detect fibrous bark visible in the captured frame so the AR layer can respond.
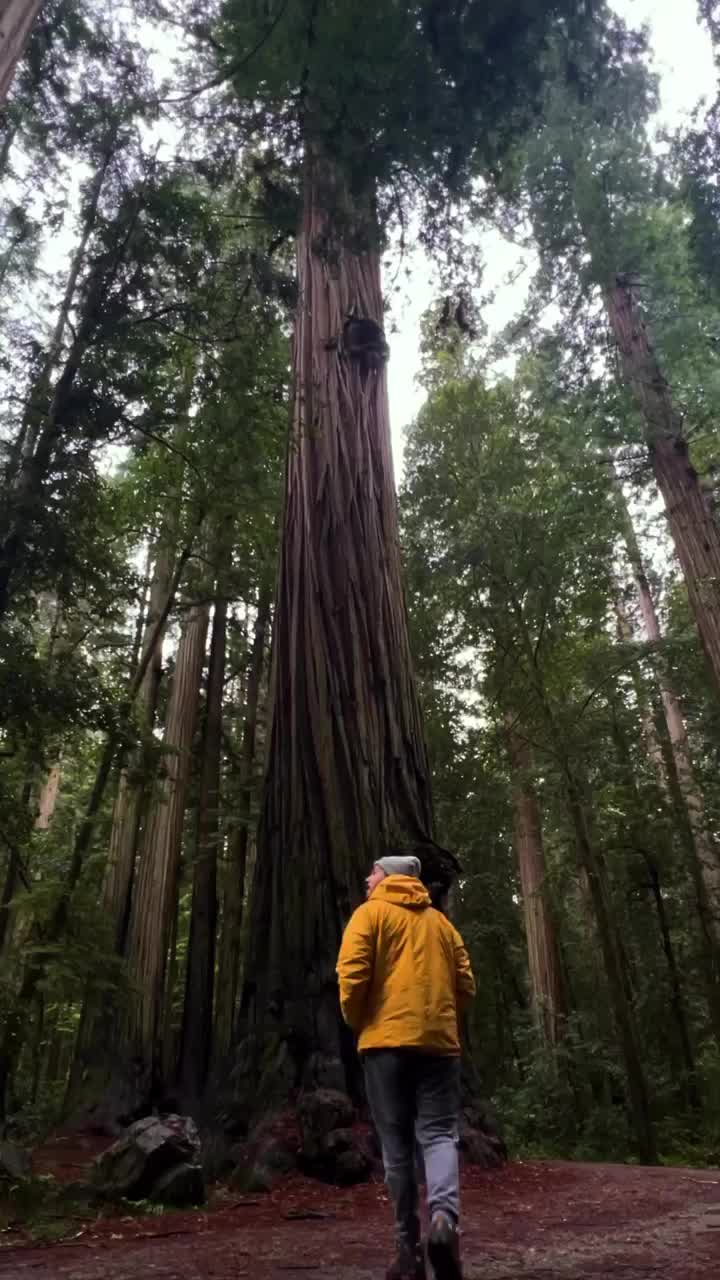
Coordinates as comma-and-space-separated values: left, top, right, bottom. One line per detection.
240, 155, 441, 1100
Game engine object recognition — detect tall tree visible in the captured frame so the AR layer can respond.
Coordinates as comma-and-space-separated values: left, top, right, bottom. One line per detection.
122, 598, 209, 1107
402, 373, 658, 1161
507, 10, 720, 697
505, 717, 566, 1046
213, 583, 271, 1070
179, 575, 228, 1100
219, 0, 579, 1105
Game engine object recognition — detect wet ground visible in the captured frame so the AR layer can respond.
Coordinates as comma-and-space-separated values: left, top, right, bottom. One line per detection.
2, 1136, 719, 1278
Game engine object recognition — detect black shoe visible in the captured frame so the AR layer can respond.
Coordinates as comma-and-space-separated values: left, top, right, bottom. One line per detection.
427, 1212, 462, 1280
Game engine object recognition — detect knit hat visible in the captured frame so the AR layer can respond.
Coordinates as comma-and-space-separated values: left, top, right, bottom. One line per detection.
375, 855, 422, 879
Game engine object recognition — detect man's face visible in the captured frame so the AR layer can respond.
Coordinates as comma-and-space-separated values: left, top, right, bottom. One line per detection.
365, 865, 386, 899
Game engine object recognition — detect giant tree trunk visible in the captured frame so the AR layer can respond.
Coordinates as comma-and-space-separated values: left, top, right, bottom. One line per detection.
605, 278, 720, 696
505, 717, 565, 1045
213, 587, 270, 1069
178, 592, 227, 1099
239, 156, 437, 1101
0, 0, 43, 104
122, 601, 209, 1106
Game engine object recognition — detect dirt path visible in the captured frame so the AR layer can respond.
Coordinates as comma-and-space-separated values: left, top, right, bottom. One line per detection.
2, 1159, 720, 1278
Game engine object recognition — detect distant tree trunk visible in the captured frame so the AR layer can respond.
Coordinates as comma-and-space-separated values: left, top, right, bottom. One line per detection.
178, 590, 227, 1099
613, 483, 720, 1030
607, 687, 701, 1109
8, 143, 114, 477
33, 762, 61, 829
643, 852, 701, 1108
505, 716, 565, 1045
0, 118, 18, 175
0, 838, 25, 954
564, 775, 657, 1163
509, 596, 657, 1163
0, 0, 44, 104
122, 600, 209, 1106
239, 152, 443, 1103
605, 278, 720, 697
213, 586, 270, 1069
0, 165, 140, 620
2, 538, 197, 1121
102, 536, 173, 952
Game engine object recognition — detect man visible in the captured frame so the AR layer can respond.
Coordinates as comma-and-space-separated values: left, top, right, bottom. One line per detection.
336, 853, 476, 1280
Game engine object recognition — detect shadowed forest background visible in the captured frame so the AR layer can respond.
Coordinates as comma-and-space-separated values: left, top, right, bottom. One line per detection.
4, 0, 720, 1184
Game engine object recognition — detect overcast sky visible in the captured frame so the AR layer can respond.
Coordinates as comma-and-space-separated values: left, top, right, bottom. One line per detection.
385, 0, 717, 479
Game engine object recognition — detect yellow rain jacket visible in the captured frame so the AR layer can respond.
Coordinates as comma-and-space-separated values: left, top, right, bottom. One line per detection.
336, 875, 476, 1054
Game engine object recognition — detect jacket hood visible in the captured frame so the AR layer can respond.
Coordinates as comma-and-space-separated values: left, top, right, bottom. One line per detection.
371, 874, 431, 911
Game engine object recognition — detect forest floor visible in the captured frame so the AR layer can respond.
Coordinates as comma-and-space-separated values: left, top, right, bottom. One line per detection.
1, 1135, 719, 1278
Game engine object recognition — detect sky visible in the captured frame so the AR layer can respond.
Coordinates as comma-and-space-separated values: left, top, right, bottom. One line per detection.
385, 0, 718, 480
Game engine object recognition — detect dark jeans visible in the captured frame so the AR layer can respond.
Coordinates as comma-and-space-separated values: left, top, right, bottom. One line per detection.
364, 1049, 461, 1249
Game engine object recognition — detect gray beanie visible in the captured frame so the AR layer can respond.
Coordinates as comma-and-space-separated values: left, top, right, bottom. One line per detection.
375, 855, 422, 879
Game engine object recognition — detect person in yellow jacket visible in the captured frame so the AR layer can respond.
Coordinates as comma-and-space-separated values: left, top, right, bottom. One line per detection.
336, 854, 476, 1280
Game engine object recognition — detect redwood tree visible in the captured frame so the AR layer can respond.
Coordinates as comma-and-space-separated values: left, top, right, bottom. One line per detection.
219, 0, 578, 1100
512, 10, 720, 699
505, 717, 566, 1046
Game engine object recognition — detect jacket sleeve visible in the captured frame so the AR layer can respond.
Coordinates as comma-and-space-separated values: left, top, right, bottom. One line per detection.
336, 904, 376, 1032
452, 925, 476, 1010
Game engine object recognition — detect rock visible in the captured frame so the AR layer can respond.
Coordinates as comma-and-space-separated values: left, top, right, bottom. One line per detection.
93, 1114, 205, 1203
321, 1128, 372, 1185
0, 1141, 31, 1181
299, 1123, 371, 1185
151, 1161, 205, 1206
298, 1089, 355, 1145
459, 1103, 507, 1169
230, 1110, 300, 1193
334, 1145, 372, 1184
297, 1090, 371, 1184
259, 1137, 298, 1175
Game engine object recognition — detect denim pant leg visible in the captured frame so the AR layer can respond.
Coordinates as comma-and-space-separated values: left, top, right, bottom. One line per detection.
364, 1051, 420, 1248
414, 1055, 461, 1224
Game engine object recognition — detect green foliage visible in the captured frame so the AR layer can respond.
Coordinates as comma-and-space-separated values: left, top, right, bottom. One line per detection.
401, 353, 720, 1159
215, 0, 581, 249
2, 0, 720, 1174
